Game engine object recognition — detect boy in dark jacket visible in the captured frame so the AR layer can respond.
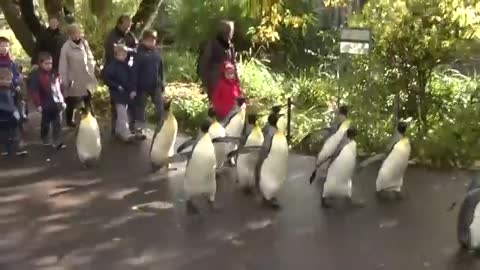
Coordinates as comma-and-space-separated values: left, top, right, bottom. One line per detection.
29, 52, 66, 149
0, 68, 27, 157
102, 44, 135, 142
130, 29, 165, 140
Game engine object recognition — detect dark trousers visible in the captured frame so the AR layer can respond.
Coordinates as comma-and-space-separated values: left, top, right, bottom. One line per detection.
65, 91, 93, 125
133, 90, 164, 130
0, 116, 19, 155
110, 98, 135, 134
41, 107, 63, 143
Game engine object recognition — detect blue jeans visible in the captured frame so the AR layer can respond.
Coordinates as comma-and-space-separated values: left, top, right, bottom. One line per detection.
133, 90, 164, 130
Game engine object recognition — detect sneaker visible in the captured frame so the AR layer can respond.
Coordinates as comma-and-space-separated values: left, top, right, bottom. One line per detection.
53, 143, 66, 150
42, 139, 52, 146
134, 130, 147, 141
16, 150, 28, 157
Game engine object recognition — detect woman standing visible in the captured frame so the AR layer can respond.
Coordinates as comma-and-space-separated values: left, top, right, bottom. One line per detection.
58, 24, 97, 127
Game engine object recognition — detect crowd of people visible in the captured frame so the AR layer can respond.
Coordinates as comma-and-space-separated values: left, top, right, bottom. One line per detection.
0, 14, 244, 158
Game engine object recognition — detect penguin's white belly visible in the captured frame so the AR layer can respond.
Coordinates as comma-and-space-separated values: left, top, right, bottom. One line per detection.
323, 142, 356, 198
237, 151, 259, 187
150, 119, 178, 166
210, 126, 226, 167
470, 203, 480, 248
225, 117, 244, 154
376, 151, 409, 192
184, 143, 216, 198
76, 120, 101, 162
259, 137, 288, 200
317, 130, 345, 162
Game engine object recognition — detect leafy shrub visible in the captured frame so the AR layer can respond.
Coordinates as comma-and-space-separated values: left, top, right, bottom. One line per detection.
163, 49, 198, 83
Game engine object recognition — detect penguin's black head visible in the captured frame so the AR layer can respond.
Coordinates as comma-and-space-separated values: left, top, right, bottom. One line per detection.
247, 113, 258, 125
268, 113, 284, 127
207, 107, 217, 119
200, 120, 212, 134
346, 127, 357, 139
338, 105, 348, 116
271, 105, 282, 114
164, 98, 173, 112
79, 107, 90, 118
397, 121, 407, 135
236, 97, 246, 107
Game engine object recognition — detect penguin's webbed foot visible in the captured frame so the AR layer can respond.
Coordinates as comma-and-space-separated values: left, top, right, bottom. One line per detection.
349, 198, 366, 208
321, 197, 333, 209
262, 197, 281, 210
376, 190, 403, 201
242, 186, 254, 196
207, 199, 221, 213
186, 200, 199, 216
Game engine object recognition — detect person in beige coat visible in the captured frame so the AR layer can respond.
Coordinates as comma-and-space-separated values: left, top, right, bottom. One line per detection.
58, 24, 97, 127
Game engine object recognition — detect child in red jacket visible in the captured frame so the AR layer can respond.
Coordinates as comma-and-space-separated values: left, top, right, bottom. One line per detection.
211, 61, 242, 120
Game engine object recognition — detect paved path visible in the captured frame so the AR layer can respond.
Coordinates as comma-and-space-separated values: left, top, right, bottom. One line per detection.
0, 113, 479, 270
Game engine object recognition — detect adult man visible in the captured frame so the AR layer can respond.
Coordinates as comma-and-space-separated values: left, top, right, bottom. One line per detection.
31, 16, 67, 74
104, 14, 137, 66
103, 14, 137, 135
197, 20, 238, 100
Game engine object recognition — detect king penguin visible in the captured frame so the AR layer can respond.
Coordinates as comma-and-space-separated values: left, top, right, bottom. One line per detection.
168, 120, 219, 215
207, 108, 228, 168
313, 127, 358, 208
309, 117, 352, 183
457, 175, 480, 251
150, 98, 178, 172
254, 113, 288, 209
223, 97, 247, 166
233, 113, 264, 194
375, 122, 411, 200
76, 107, 102, 167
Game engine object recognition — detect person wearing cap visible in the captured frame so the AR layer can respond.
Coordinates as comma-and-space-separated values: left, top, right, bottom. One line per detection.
102, 44, 135, 142
130, 29, 165, 140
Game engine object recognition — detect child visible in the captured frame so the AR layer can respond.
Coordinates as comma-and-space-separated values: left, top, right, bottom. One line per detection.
0, 68, 27, 157
130, 29, 165, 140
102, 44, 134, 142
28, 52, 66, 148
211, 61, 242, 120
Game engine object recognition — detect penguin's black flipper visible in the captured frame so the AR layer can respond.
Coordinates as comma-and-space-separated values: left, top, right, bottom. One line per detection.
357, 153, 386, 170
309, 169, 317, 184
177, 138, 196, 153
212, 136, 242, 144
167, 151, 192, 164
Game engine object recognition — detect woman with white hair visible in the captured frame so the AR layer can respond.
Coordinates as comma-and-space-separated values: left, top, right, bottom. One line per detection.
59, 23, 97, 127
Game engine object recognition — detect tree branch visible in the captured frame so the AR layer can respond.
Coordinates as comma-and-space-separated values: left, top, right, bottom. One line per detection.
18, 0, 45, 39
0, 0, 36, 55
131, 0, 164, 35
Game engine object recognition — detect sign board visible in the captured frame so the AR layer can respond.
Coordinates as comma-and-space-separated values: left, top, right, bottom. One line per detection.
340, 42, 370, 54
340, 28, 371, 55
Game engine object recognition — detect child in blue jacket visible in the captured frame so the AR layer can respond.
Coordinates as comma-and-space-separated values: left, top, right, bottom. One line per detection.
102, 44, 135, 142
0, 68, 27, 157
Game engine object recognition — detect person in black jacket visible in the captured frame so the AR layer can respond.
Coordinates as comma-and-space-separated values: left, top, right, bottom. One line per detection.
130, 29, 165, 140
104, 14, 137, 66
198, 20, 238, 100
103, 14, 137, 135
31, 16, 67, 74
102, 44, 135, 142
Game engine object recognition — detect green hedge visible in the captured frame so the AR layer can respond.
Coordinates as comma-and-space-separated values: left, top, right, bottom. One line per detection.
92, 49, 480, 168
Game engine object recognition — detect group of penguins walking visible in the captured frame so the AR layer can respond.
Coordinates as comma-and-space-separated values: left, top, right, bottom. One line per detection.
73, 97, 480, 253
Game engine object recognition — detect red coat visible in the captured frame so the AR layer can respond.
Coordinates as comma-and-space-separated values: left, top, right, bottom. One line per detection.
211, 62, 242, 119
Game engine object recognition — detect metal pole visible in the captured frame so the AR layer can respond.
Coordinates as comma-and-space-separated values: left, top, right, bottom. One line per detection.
287, 97, 292, 145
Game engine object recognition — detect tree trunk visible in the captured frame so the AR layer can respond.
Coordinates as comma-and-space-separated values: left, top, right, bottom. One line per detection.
44, 0, 63, 17
0, 0, 36, 56
131, 0, 163, 35
89, 0, 111, 18
19, 0, 45, 39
